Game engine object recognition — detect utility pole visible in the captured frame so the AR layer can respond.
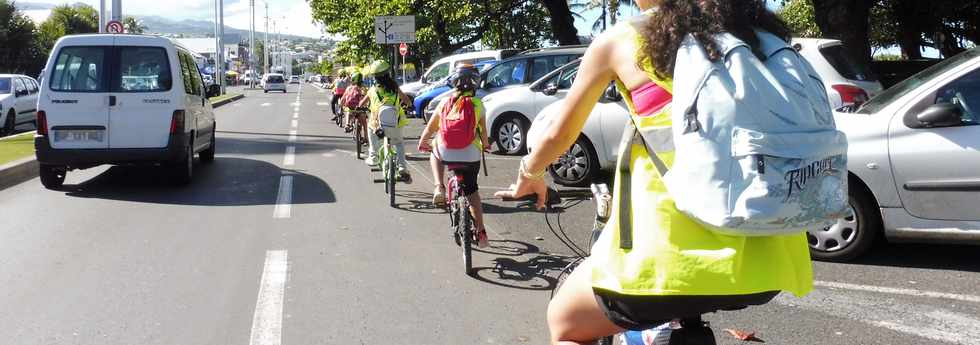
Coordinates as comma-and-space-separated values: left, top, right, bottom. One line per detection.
111, 0, 121, 22
249, 0, 256, 88
264, 2, 269, 77
214, 0, 225, 94
99, 0, 106, 33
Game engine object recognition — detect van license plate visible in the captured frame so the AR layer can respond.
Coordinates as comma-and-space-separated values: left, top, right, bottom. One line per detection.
54, 130, 105, 143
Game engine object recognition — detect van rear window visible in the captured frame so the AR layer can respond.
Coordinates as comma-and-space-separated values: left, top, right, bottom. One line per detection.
118, 47, 172, 92
820, 45, 878, 82
51, 47, 108, 92
268, 75, 284, 83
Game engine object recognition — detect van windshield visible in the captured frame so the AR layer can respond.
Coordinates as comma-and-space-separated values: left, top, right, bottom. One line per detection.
0, 78, 9, 94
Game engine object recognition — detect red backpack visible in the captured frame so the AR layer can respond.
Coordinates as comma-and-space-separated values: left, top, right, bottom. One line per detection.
344, 87, 365, 108
439, 95, 477, 149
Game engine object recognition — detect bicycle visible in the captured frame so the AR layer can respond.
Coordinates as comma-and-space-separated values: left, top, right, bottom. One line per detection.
375, 128, 398, 208
445, 163, 476, 275
349, 108, 368, 160
506, 184, 723, 345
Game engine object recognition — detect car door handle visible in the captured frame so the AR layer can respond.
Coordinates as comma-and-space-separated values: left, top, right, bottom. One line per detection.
109, 96, 117, 106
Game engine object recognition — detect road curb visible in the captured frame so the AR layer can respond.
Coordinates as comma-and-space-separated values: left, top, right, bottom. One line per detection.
0, 156, 39, 191
212, 94, 245, 108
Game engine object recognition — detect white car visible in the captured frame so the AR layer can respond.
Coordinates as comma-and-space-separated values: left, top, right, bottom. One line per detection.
0, 74, 39, 136
793, 38, 884, 110
289, 76, 300, 84
34, 34, 220, 189
263, 73, 287, 93
401, 49, 520, 98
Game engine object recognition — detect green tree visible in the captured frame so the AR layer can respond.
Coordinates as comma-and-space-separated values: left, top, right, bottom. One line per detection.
0, 0, 41, 75
123, 16, 145, 34
37, 4, 99, 55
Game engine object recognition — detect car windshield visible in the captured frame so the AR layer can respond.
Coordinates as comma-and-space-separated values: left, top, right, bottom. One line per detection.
0, 78, 9, 94
858, 48, 980, 114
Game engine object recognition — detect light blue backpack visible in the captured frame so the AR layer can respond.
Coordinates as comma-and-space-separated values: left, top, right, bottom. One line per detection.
634, 31, 849, 237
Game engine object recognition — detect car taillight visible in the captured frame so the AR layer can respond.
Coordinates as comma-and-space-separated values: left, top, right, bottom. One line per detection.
832, 84, 869, 106
170, 110, 185, 134
36, 110, 48, 135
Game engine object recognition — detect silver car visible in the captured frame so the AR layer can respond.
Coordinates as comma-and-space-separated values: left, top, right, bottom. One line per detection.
816, 48, 980, 261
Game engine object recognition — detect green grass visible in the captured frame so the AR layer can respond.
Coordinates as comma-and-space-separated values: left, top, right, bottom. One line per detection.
0, 132, 36, 166
209, 93, 243, 104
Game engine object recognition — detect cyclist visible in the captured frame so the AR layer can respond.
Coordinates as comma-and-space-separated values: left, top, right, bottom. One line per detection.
364, 60, 414, 182
331, 71, 350, 122
418, 64, 491, 248
495, 1, 815, 343
340, 72, 368, 135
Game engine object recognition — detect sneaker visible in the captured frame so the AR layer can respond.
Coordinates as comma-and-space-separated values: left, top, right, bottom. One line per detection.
366, 157, 379, 166
477, 229, 489, 248
398, 171, 413, 184
432, 186, 446, 206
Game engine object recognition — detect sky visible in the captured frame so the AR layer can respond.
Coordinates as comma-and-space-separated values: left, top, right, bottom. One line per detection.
22, 0, 324, 38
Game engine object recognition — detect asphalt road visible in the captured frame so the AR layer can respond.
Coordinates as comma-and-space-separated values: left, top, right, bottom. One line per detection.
1, 83, 979, 345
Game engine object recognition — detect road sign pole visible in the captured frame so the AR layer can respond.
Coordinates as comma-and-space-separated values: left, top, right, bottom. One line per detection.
111, 0, 121, 22
99, 0, 106, 33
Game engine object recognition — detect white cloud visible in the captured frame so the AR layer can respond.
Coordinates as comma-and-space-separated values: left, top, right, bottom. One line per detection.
23, 0, 323, 38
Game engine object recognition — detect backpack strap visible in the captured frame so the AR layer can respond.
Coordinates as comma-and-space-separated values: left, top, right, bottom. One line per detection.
617, 119, 670, 250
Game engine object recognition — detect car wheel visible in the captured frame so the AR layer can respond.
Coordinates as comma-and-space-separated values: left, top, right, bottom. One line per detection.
495, 115, 529, 155
200, 130, 216, 163
172, 141, 194, 185
2, 110, 15, 136
264, 90, 268, 93
39, 164, 67, 190
808, 182, 881, 262
548, 136, 600, 187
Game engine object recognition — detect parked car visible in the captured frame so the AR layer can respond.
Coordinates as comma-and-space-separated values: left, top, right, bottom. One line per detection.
263, 73, 287, 93
793, 38, 884, 110
0, 74, 40, 136
289, 76, 300, 84
34, 34, 220, 189
401, 49, 520, 98
425, 45, 587, 154
412, 59, 498, 119
202, 74, 215, 87
528, 82, 627, 187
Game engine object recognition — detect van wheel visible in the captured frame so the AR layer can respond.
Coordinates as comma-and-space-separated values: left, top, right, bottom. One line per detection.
2, 110, 15, 136
172, 142, 194, 185
39, 164, 67, 190
200, 130, 216, 163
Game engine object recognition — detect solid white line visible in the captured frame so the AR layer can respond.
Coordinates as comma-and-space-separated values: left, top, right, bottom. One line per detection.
283, 146, 295, 166
290, 120, 298, 128
288, 130, 297, 143
293, 108, 300, 113
292, 113, 298, 119
316, 102, 329, 106
261, 103, 271, 107
273, 176, 293, 219
814, 280, 980, 304
247, 250, 288, 345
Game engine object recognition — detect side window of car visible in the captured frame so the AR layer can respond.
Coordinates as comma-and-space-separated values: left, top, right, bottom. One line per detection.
13, 78, 26, 96
530, 55, 569, 82
934, 68, 980, 124
427, 63, 450, 82
177, 52, 195, 95
26, 78, 38, 94
485, 59, 528, 89
557, 66, 580, 90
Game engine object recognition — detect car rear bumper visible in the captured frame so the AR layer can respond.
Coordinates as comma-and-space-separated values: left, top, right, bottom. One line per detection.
34, 133, 189, 168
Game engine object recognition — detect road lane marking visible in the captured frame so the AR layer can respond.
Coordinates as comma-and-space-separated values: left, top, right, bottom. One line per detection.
292, 113, 298, 119
283, 146, 295, 166
317, 102, 329, 106
261, 103, 271, 107
814, 280, 980, 304
248, 250, 288, 345
291, 120, 298, 128
273, 176, 293, 219
288, 130, 297, 143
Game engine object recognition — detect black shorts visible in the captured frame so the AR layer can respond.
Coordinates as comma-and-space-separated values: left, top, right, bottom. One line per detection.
594, 289, 779, 330
446, 161, 480, 196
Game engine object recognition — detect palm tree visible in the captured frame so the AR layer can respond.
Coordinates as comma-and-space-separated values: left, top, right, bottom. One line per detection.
123, 16, 145, 34
570, 0, 637, 34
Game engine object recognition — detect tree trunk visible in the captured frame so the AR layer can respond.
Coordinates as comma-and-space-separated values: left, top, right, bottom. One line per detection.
609, 0, 619, 26
891, 0, 924, 59
812, 0, 874, 63
539, 0, 581, 45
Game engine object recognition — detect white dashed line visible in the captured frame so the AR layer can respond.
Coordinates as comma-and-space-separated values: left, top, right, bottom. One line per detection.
247, 250, 288, 345
283, 146, 295, 166
288, 130, 297, 143
291, 120, 298, 128
316, 102, 329, 106
814, 280, 980, 304
293, 113, 298, 119
261, 103, 271, 107
273, 175, 293, 219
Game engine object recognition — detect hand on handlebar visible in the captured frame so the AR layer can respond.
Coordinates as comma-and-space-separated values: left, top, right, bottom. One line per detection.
418, 140, 432, 153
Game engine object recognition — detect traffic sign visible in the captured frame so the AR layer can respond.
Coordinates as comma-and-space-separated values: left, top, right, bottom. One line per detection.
399, 43, 408, 56
374, 16, 415, 44
106, 20, 124, 34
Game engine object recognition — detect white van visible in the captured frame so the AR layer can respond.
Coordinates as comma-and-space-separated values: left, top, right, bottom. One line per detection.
400, 49, 519, 97
34, 34, 220, 190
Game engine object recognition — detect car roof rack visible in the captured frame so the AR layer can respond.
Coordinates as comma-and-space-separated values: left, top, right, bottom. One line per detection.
518, 44, 590, 55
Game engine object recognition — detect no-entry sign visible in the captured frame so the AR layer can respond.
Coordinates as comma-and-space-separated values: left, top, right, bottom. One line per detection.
399, 43, 408, 56
106, 20, 124, 34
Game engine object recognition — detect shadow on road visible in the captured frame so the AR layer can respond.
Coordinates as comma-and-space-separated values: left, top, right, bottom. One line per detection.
846, 242, 980, 272
470, 252, 577, 291
473, 239, 542, 257
63, 157, 336, 206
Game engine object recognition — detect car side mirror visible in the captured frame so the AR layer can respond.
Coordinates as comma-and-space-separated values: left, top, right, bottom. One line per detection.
542, 83, 559, 96
602, 84, 622, 102
206, 84, 221, 98
917, 103, 963, 127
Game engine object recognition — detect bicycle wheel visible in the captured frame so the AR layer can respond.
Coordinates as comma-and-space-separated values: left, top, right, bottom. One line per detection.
354, 123, 363, 160
459, 196, 473, 275
387, 155, 396, 207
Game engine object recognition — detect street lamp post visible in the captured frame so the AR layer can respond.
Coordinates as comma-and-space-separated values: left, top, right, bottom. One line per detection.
214, 0, 225, 94
99, 0, 106, 33
111, 0, 121, 22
